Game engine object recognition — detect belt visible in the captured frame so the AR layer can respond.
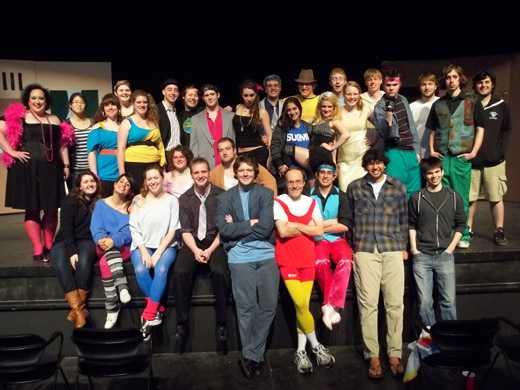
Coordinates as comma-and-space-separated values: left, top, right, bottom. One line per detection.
99, 149, 117, 155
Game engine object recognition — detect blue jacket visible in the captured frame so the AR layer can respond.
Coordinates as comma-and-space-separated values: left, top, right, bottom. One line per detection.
217, 183, 275, 252
374, 95, 420, 154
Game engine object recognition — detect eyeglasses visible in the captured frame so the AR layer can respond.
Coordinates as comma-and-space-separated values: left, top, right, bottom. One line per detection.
330, 77, 345, 82
266, 83, 280, 88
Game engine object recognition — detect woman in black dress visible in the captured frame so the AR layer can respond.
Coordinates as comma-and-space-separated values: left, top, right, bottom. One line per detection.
232, 79, 272, 168
0, 84, 74, 260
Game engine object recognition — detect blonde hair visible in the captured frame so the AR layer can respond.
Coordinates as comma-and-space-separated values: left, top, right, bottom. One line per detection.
343, 81, 364, 111
313, 92, 342, 124
114, 80, 131, 93
363, 68, 382, 80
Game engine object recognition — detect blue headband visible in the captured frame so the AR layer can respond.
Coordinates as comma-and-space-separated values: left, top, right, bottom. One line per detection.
318, 165, 336, 173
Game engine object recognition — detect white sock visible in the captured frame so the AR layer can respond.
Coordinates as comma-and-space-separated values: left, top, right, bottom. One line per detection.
297, 333, 307, 351
305, 330, 319, 349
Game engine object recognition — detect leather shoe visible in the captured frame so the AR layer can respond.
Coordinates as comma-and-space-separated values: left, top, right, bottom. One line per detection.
215, 323, 228, 341
173, 323, 189, 339
238, 354, 253, 380
250, 360, 264, 376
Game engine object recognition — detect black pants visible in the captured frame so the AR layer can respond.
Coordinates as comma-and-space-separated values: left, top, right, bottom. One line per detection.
173, 240, 230, 324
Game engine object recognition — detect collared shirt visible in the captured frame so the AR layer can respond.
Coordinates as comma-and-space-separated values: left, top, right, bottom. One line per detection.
178, 184, 223, 242
162, 101, 181, 151
206, 108, 223, 166
346, 174, 408, 253
311, 186, 351, 243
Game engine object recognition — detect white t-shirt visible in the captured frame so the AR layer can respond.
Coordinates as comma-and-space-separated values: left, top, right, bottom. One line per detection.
368, 175, 387, 200
273, 194, 322, 221
409, 97, 439, 158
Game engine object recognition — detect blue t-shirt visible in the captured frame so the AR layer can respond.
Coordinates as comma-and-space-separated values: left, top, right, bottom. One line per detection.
286, 122, 309, 168
227, 189, 274, 263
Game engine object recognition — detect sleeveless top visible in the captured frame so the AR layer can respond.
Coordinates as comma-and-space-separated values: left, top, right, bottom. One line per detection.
274, 198, 317, 268
232, 115, 265, 148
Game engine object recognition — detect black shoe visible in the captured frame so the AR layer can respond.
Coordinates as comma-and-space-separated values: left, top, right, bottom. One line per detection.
32, 253, 43, 261
238, 354, 253, 380
250, 360, 264, 377
215, 323, 228, 341
494, 227, 508, 246
43, 247, 51, 262
173, 323, 189, 339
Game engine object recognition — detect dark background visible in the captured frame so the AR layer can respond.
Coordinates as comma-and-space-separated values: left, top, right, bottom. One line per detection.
1, 1, 518, 106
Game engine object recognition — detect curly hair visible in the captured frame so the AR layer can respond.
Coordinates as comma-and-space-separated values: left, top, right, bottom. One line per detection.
21, 84, 52, 111
131, 90, 159, 127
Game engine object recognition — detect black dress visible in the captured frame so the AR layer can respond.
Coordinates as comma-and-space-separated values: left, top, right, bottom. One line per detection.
308, 121, 335, 173
232, 115, 269, 168
5, 119, 65, 210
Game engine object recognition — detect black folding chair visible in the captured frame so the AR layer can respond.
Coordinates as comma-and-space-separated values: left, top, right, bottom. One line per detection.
495, 316, 520, 388
71, 327, 154, 390
417, 318, 500, 390
0, 331, 70, 390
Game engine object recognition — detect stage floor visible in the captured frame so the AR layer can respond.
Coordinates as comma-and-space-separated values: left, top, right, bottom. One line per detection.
1, 200, 519, 268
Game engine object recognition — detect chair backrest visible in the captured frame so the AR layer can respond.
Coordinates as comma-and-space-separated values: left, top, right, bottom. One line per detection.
0, 334, 46, 368
430, 318, 499, 355
72, 327, 146, 361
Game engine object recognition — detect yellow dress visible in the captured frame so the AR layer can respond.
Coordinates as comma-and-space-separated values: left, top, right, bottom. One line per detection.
337, 107, 372, 192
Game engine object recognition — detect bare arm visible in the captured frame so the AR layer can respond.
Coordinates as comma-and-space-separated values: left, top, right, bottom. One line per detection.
0, 120, 31, 162
117, 119, 131, 175
429, 130, 443, 158
409, 228, 419, 254
260, 108, 272, 145
60, 146, 70, 180
323, 218, 348, 233
274, 219, 302, 238
329, 120, 350, 151
88, 151, 98, 175
458, 126, 484, 160
151, 231, 176, 266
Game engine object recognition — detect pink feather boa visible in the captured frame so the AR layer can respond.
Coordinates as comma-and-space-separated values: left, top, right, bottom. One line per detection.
1, 103, 76, 167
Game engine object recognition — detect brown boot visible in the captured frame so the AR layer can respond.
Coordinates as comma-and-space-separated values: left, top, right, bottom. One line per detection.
67, 289, 90, 322
64, 290, 89, 328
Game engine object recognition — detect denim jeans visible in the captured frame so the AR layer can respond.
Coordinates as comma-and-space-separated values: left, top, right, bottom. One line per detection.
413, 251, 457, 326
51, 240, 97, 293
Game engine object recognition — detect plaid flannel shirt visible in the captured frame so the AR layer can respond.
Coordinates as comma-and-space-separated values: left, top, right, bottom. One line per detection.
346, 174, 408, 253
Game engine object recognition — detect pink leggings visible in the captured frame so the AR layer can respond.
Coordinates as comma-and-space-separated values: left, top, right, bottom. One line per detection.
97, 246, 131, 278
314, 238, 353, 309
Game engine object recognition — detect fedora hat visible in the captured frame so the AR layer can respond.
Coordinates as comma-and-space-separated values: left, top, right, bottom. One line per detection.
295, 69, 317, 83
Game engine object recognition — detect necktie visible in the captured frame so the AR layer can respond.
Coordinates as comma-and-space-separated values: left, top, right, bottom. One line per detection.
197, 196, 207, 241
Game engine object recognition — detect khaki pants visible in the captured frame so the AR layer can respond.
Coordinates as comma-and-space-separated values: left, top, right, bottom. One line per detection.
354, 249, 404, 359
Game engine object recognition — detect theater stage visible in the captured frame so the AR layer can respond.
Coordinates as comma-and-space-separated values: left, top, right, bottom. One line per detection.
0, 200, 519, 363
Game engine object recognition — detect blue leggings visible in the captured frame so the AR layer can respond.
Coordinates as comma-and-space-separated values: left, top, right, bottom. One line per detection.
130, 247, 177, 302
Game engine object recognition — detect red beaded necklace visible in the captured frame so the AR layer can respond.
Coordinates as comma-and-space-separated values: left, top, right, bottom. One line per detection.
30, 110, 53, 162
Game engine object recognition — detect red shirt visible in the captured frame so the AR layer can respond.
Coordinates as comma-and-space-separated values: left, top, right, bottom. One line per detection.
205, 108, 223, 166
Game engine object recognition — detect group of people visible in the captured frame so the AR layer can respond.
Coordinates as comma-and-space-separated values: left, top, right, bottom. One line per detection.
0, 62, 510, 380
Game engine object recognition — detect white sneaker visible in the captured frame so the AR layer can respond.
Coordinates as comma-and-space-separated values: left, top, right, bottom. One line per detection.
294, 350, 313, 374
119, 289, 132, 304
457, 241, 470, 249
321, 305, 333, 330
104, 310, 119, 329
312, 343, 335, 368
